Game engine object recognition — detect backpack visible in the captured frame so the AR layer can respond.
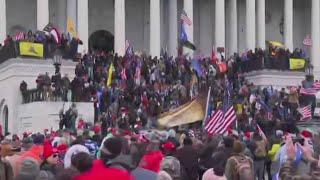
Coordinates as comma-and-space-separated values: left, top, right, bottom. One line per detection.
230, 155, 254, 180
254, 140, 267, 158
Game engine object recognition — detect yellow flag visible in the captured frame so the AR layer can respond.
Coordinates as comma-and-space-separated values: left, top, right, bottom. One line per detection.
289, 58, 305, 70
67, 17, 77, 37
107, 63, 115, 87
19, 42, 44, 58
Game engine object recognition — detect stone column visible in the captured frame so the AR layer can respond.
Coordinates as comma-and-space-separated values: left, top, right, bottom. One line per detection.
150, 0, 161, 57
312, 0, 320, 79
284, 0, 293, 51
246, 0, 255, 50
168, 0, 178, 56
229, 0, 237, 54
77, 0, 89, 53
183, 0, 193, 56
0, 0, 6, 44
257, 0, 265, 49
37, 0, 49, 30
215, 0, 225, 50
114, 0, 126, 56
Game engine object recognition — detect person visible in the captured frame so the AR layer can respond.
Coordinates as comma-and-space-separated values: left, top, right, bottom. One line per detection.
176, 137, 199, 180
15, 158, 40, 180
74, 137, 133, 180
69, 103, 78, 132
139, 141, 164, 173
279, 135, 320, 179
248, 132, 267, 180
225, 140, 254, 180
71, 152, 93, 173
0, 141, 14, 180
61, 74, 71, 101
131, 142, 159, 180
266, 135, 281, 180
40, 140, 60, 176
160, 141, 181, 180
20, 81, 28, 103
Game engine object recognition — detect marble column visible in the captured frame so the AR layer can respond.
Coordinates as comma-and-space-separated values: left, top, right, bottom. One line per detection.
168, 0, 178, 56
114, 0, 126, 56
257, 0, 265, 49
37, 0, 49, 30
312, 0, 320, 79
246, 0, 255, 50
284, 0, 293, 51
215, 0, 225, 50
150, 0, 161, 57
77, 0, 89, 53
0, 0, 6, 44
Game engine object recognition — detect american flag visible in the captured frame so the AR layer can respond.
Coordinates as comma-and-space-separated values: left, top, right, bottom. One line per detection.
181, 10, 192, 26
313, 81, 320, 90
13, 32, 25, 41
205, 107, 237, 134
205, 79, 237, 134
300, 87, 317, 96
121, 68, 127, 80
298, 104, 312, 121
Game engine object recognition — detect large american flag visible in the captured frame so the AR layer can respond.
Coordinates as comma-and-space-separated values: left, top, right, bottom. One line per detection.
313, 81, 320, 90
298, 104, 312, 121
205, 79, 237, 134
300, 87, 317, 96
181, 10, 192, 26
205, 106, 237, 134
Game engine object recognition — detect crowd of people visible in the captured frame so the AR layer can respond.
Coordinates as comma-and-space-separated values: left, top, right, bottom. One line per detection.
0, 28, 82, 63
7, 41, 320, 180
0, 117, 320, 180
1, 24, 316, 180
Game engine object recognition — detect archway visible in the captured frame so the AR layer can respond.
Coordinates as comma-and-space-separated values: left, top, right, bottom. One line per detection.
2, 105, 8, 135
88, 30, 114, 53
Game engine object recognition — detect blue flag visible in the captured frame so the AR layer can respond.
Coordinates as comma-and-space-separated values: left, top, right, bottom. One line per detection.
191, 60, 204, 77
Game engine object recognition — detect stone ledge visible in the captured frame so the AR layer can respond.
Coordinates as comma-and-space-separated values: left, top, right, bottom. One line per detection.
244, 70, 306, 89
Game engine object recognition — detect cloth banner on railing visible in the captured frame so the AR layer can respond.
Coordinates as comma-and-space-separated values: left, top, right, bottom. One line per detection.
289, 58, 305, 70
19, 42, 44, 58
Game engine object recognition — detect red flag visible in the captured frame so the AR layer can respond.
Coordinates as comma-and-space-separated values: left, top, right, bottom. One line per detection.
211, 46, 218, 64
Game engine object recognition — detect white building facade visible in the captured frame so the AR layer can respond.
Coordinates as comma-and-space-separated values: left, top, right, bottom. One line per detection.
0, 0, 319, 60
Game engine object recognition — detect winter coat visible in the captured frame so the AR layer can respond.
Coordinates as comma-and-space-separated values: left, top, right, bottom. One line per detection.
0, 159, 13, 180
177, 145, 199, 180
139, 150, 164, 173
74, 160, 133, 180
202, 168, 227, 180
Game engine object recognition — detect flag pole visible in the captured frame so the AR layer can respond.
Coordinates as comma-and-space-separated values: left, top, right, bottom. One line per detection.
202, 86, 211, 127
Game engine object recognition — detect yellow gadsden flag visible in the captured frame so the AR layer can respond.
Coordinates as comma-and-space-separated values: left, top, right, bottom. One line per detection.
19, 42, 44, 58
67, 17, 77, 37
107, 63, 115, 87
289, 58, 306, 70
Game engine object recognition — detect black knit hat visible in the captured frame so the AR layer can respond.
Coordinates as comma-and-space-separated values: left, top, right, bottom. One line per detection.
103, 137, 123, 156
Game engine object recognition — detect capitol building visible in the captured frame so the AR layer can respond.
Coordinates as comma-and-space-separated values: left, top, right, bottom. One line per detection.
0, 0, 319, 134
0, 0, 319, 59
